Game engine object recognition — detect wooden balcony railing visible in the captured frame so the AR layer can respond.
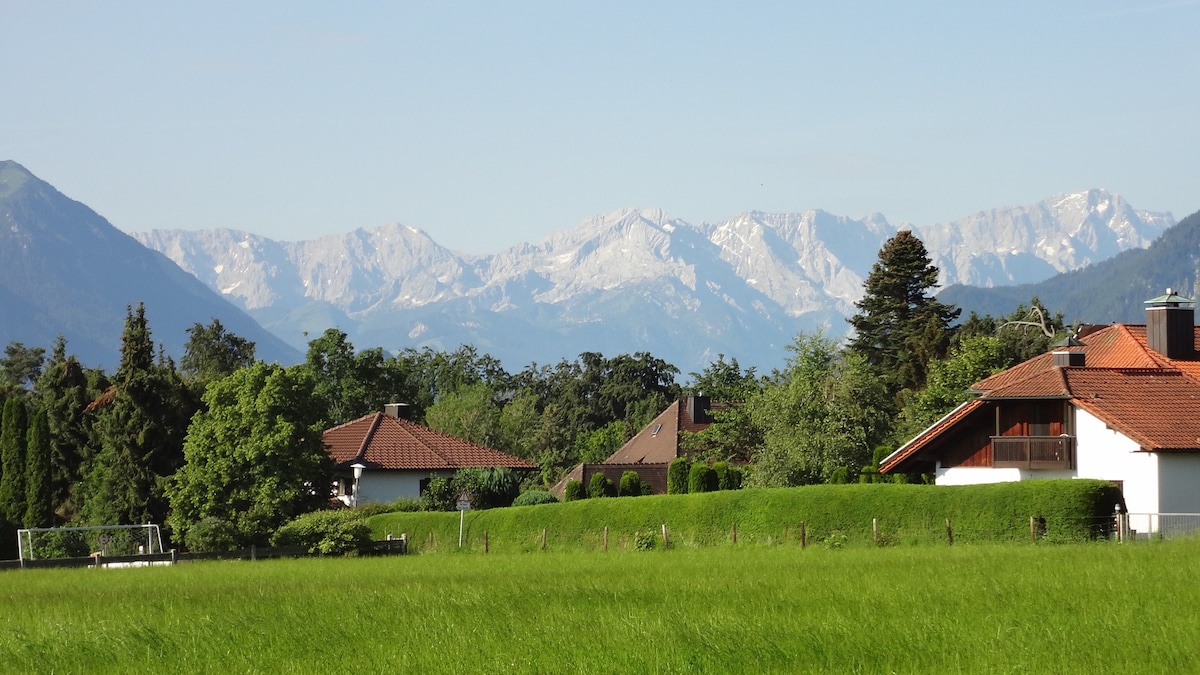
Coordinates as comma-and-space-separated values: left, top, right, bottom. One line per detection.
991, 436, 1075, 470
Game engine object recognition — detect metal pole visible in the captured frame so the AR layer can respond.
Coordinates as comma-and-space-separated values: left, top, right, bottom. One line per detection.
459, 509, 465, 547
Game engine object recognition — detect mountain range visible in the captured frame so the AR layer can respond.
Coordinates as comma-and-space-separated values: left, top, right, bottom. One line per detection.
133, 190, 1174, 374
0, 161, 301, 370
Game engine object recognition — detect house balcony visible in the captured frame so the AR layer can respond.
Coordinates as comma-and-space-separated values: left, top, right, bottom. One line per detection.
991, 436, 1075, 470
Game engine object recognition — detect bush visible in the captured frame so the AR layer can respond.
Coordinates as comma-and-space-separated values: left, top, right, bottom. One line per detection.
633, 531, 657, 551
829, 466, 850, 484
272, 510, 373, 555
667, 457, 690, 494
563, 479, 586, 502
421, 475, 457, 511
589, 472, 617, 498
184, 517, 240, 552
688, 461, 718, 494
512, 490, 558, 507
32, 530, 90, 559
453, 467, 522, 510
618, 471, 644, 497
713, 462, 730, 490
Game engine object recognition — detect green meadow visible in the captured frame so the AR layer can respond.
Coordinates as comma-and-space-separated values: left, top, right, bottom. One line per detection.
1, 539, 1197, 673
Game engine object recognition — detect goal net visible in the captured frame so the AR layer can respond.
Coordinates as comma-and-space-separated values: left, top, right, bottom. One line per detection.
16, 524, 165, 561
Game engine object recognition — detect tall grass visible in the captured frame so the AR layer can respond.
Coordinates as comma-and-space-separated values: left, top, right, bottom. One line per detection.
0, 540, 1197, 672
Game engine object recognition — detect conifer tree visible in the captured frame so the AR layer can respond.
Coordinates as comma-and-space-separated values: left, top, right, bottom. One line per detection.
24, 406, 55, 527
0, 397, 29, 525
35, 337, 96, 518
848, 230, 960, 397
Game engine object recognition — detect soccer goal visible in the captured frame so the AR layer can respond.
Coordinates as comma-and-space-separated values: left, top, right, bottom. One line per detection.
16, 524, 165, 561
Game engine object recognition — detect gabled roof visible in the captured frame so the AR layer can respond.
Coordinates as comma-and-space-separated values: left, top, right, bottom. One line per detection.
603, 398, 714, 465
323, 413, 536, 471
882, 322, 1200, 473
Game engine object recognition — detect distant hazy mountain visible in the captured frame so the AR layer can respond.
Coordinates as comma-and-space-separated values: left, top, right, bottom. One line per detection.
0, 161, 301, 370
135, 190, 1172, 374
940, 208, 1200, 326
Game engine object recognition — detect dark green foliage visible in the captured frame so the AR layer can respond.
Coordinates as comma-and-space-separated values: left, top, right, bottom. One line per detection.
180, 319, 256, 393
633, 531, 657, 550
23, 406, 55, 527
183, 516, 240, 552
712, 462, 730, 490
588, 472, 616, 498
563, 479, 586, 502
32, 529, 89, 559
452, 467, 522, 510
304, 329, 422, 426
421, 475, 457, 511
848, 230, 960, 397
829, 466, 850, 484
512, 490, 559, 507
34, 350, 94, 518
272, 510, 374, 555
667, 456, 690, 495
688, 461, 718, 494
0, 342, 45, 396
618, 471, 643, 497
0, 397, 29, 525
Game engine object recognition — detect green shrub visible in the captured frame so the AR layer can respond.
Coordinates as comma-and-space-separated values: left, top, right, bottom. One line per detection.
421, 475, 456, 511
453, 467, 522, 510
667, 457, 690, 494
829, 466, 850, 484
32, 530, 90, 559
618, 471, 643, 497
633, 531, 657, 551
272, 510, 373, 555
184, 517, 240, 552
713, 462, 731, 490
688, 461, 718, 494
563, 479, 586, 502
512, 490, 558, 507
589, 472, 616, 498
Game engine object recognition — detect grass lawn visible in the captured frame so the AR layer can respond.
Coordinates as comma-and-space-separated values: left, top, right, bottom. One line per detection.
0, 539, 1196, 673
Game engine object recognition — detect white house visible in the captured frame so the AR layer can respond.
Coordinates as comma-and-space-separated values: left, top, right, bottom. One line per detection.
324, 404, 536, 505
881, 291, 1200, 528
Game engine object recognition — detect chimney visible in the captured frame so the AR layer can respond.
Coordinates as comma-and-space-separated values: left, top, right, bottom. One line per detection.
1145, 289, 1195, 360
686, 395, 712, 424
1052, 351, 1085, 368
384, 403, 412, 419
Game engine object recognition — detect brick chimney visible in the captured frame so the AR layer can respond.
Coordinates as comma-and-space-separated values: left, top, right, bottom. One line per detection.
1145, 289, 1195, 360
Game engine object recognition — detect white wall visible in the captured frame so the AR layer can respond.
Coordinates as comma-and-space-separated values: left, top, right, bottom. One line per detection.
1156, 454, 1200, 513
1073, 407, 1159, 513
358, 470, 453, 504
936, 466, 1024, 485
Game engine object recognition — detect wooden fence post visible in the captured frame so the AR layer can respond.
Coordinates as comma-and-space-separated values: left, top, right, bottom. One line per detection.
251, 544, 257, 562
429, 531, 434, 550
800, 521, 807, 549
603, 526, 608, 553
872, 518, 878, 544
731, 522, 738, 544
484, 531, 489, 554
661, 523, 669, 549
946, 518, 953, 546
541, 528, 547, 551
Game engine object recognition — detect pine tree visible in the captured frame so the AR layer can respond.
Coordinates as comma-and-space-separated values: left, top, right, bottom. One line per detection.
35, 339, 96, 519
848, 230, 960, 397
24, 406, 55, 527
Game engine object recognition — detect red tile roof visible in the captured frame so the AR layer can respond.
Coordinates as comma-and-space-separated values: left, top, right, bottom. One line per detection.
883, 322, 1200, 472
323, 413, 536, 471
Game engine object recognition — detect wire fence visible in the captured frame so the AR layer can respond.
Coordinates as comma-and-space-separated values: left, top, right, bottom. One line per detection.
1118, 513, 1200, 542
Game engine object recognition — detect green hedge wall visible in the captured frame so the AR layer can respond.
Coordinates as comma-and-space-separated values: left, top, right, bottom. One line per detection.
367, 480, 1123, 554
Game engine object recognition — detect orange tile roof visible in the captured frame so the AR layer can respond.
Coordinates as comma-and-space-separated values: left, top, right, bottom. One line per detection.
323, 413, 536, 471
884, 322, 1200, 472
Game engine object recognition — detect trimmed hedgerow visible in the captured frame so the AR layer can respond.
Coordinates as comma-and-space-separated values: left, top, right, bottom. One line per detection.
366, 479, 1124, 553
619, 471, 644, 497
512, 491, 559, 507
589, 473, 617, 499
688, 461, 718, 494
563, 479, 586, 502
667, 457, 690, 495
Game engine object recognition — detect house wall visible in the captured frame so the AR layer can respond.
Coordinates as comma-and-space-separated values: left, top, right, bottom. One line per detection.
1155, 454, 1200, 513
1072, 407, 1158, 513
358, 470, 454, 504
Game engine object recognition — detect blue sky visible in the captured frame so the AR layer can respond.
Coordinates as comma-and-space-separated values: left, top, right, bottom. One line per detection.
3, 1, 1197, 254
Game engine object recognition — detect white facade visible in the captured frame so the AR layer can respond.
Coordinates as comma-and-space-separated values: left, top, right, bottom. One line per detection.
340, 470, 455, 506
934, 406, 1200, 517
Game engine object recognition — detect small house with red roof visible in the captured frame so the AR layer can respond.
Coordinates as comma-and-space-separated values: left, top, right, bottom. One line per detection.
881, 291, 1200, 521
324, 403, 536, 505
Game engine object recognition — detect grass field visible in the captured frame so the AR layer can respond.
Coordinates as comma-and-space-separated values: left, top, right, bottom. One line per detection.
1, 538, 1197, 673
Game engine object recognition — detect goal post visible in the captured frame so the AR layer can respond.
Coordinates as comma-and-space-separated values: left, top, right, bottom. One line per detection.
16, 524, 165, 561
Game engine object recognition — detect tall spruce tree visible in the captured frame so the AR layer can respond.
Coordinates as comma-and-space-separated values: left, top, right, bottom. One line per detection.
848, 230, 960, 398
24, 406, 55, 527
0, 397, 29, 525
81, 304, 192, 527
35, 337, 97, 520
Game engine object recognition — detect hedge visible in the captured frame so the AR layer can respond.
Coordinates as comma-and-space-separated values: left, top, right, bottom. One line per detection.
366, 479, 1123, 553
